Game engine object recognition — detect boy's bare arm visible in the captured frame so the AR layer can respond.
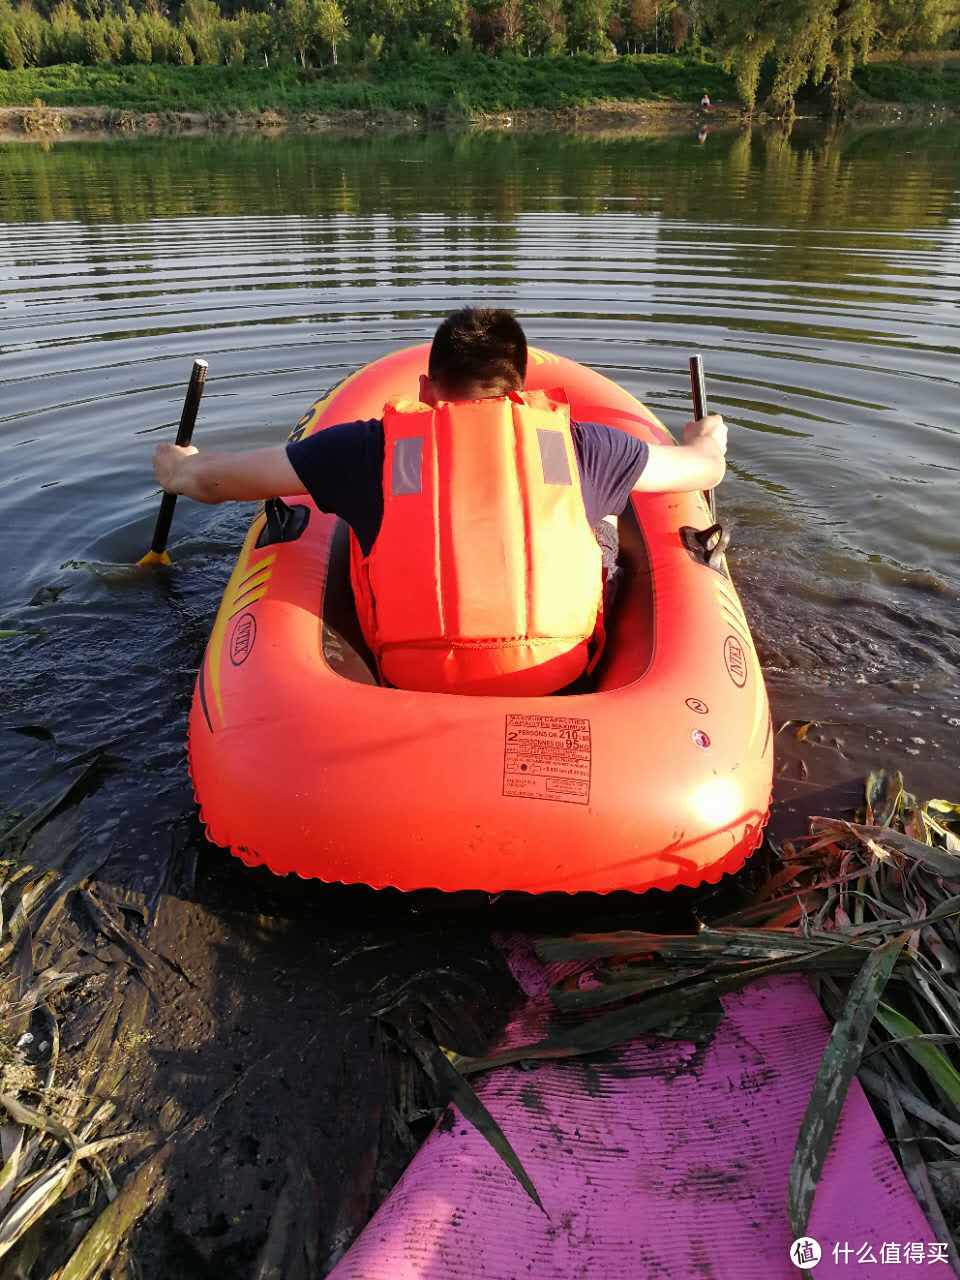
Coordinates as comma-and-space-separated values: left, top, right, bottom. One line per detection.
632, 414, 727, 494
152, 444, 306, 504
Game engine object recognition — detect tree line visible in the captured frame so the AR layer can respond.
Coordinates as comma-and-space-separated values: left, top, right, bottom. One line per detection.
0, 0, 957, 108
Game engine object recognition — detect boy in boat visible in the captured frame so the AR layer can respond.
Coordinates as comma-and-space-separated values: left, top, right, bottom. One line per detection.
153, 308, 725, 695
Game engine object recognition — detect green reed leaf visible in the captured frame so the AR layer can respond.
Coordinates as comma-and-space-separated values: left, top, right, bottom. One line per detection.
875, 1002, 960, 1111
789, 932, 907, 1240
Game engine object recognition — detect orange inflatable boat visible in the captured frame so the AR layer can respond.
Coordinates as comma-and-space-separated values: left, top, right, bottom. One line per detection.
188, 346, 772, 894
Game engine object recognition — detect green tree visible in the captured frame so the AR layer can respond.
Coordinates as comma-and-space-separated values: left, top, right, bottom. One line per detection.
700, 0, 945, 110
622, 0, 657, 50
238, 8, 273, 64
283, 0, 311, 64
80, 14, 110, 60
363, 28, 384, 58
181, 0, 220, 26
100, 12, 124, 58
0, 17, 25, 66
139, 9, 179, 61
181, 0, 220, 61
498, 0, 524, 50
669, 0, 689, 48
182, 19, 218, 60
879, 0, 957, 49
566, 0, 615, 53
1, 0, 956, 78
45, 0, 83, 60
282, 0, 346, 65
468, 0, 504, 52
417, 0, 468, 50
172, 25, 195, 60
524, 0, 566, 53
13, 3, 45, 64
125, 11, 153, 61
314, 0, 346, 62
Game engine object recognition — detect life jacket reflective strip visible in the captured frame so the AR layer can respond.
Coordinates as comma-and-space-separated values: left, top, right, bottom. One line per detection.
349, 390, 603, 696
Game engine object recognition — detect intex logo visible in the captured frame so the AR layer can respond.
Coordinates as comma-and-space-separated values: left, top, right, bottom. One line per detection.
723, 635, 747, 688
230, 612, 257, 666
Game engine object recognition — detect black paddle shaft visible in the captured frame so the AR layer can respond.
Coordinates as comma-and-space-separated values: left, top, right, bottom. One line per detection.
688, 354, 717, 521
148, 359, 208, 558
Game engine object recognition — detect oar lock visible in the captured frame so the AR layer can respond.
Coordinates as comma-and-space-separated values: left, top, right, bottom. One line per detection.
257, 497, 311, 548
681, 522, 730, 574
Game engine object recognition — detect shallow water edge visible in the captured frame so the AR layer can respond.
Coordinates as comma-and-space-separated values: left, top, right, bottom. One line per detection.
1, 96, 955, 144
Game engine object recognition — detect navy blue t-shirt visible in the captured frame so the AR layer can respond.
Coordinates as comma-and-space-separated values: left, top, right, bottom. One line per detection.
286, 419, 648, 557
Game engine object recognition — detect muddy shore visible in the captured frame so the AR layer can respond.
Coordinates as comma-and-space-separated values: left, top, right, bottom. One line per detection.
1, 96, 953, 143
0, 99, 741, 143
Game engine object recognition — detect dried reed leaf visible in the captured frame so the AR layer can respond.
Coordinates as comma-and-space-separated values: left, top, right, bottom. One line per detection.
865, 770, 905, 828
0, 1131, 24, 1217
0, 1094, 77, 1149
928, 800, 960, 826
54, 1140, 169, 1280
885, 1081, 960, 1272
253, 1151, 319, 1280
78, 892, 161, 979
538, 928, 830, 965
0, 1151, 77, 1258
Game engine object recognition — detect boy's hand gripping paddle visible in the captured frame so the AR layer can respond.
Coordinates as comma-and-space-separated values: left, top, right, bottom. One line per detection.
139, 358, 208, 567
688, 354, 717, 522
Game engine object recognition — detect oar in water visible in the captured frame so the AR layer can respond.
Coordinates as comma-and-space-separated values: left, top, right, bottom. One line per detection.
688, 353, 717, 522
687, 353, 730, 570
138, 358, 208, 567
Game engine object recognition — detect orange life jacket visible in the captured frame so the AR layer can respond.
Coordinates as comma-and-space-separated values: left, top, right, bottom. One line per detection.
349, 390, 603, 696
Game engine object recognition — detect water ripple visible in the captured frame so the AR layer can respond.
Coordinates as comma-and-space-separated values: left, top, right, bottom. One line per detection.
1, 127, 958, 713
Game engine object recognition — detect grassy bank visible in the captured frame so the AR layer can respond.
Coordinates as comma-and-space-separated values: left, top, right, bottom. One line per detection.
853, 60, 960, 104
0, 53, 735, 118
2, 54, 957, 132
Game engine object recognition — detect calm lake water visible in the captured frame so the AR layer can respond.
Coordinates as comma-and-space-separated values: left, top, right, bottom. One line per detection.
2, 123, 959, 816
1, 122, 959, 1277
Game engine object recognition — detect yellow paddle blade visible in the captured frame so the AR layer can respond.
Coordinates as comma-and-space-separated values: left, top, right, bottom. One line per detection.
137, 549, 172, 568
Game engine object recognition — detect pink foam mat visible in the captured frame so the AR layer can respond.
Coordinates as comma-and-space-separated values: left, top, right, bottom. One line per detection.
330, 942, 934, 1279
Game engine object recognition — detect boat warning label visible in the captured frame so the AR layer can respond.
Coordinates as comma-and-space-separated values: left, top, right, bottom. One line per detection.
503, 714, 591, 805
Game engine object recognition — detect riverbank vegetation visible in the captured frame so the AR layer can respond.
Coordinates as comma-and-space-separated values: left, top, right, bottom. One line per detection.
856, 58, 960, 104
1, 54, 959, 124
0, 53, 739, 115
0, 0, 958, 116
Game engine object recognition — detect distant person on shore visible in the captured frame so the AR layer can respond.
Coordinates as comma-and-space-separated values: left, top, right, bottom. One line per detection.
700, 91, 712, 113
152, 309, 726, 695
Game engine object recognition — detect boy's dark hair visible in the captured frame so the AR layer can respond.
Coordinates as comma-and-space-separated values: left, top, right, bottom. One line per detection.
428, 308, 527, 397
